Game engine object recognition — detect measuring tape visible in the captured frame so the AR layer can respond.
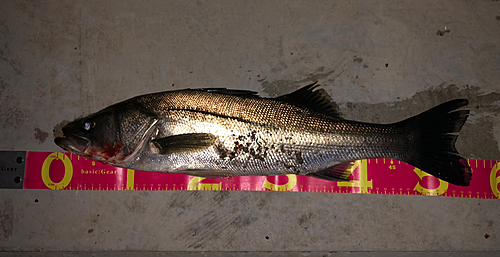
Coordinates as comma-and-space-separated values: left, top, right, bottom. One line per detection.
1, 151, 499, 199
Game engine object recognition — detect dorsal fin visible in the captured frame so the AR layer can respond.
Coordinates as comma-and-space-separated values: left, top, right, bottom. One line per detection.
275, 82, 343, 119
193, 88, 260, 98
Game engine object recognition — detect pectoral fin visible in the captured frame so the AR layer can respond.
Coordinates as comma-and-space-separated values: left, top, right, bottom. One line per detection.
152, 133, 216, 155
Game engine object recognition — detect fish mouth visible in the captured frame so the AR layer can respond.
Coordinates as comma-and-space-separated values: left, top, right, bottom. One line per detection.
54, 135, 90, 155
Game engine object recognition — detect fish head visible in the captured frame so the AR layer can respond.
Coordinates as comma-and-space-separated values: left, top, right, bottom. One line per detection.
55, 102, 158, 165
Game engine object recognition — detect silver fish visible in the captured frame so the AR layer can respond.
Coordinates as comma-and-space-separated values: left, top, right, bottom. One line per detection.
54, 83, 472, 186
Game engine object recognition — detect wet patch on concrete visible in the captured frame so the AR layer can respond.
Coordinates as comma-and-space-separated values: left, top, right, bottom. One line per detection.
174, 193, 259, 249
339, 84, 500, 160
34, 128, 48, 143
260, 68, 335, 97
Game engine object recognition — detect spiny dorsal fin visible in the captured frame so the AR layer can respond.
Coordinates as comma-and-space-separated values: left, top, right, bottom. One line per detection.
275, 82, 343, 119
152, 133, 216, 155
193, 88, 260, 98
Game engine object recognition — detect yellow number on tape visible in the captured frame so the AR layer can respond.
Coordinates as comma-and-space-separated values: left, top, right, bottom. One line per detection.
187, 177, 221, 190
490, 163, 500, 198
413, 168, 448, 196
41, 152, 73, 190
262, 175, 297, 191
338, 160, 372, 193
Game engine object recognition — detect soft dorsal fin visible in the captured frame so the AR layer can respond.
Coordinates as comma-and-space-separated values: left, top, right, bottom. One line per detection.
275, 82, 343, 119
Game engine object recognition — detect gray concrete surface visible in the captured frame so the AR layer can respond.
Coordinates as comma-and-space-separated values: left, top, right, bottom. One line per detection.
0, 0, 499, 254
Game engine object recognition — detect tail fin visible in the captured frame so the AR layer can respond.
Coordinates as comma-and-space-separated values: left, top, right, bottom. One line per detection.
398, 99, 472, 186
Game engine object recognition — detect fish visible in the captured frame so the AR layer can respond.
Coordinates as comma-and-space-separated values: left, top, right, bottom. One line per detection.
54, 82, 472, 186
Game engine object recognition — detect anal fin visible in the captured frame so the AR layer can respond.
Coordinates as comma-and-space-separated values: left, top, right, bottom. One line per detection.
306, 161, 353, 181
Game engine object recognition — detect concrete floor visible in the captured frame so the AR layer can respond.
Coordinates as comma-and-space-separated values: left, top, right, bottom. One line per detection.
1, 0, 499, 254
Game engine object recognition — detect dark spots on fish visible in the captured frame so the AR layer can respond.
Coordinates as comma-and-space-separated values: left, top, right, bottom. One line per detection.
34, 128, 49, 143
265, 236, 270, 240
249, 148, 265, 161
262, 165, 268, 169
282, 161, 299, 173
238, 135, 246, 141
385, 63, 389, 67
215, 144, 228, 159
295, 152, 304, 164
88, 229, 94, 234
284, 137, 292, 140
250, 131, 257, 141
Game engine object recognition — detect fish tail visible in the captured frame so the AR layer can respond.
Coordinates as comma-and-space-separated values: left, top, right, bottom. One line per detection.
397, 99, 472, 186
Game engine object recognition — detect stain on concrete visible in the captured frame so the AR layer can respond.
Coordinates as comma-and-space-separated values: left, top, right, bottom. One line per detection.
213, 191, 230, 204
353, 57, 363, 63
34, 128, 48, 143
340, 84, 500, 160
0, 77, 5, 96
0, 56, 22, 75
0, 107, 31, 129
260, 68, 336, 97
298, 212, 314, 230
123, 195, 148, 214
472, 44, 500, 86
166, 191, 200, 210
436, 27, 451, 36
52, 119, 70, 138
0, 198, 14, 240
174, 193, 258, 249
230, 215, 257, 228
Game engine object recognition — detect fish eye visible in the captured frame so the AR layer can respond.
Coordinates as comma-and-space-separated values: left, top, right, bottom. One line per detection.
82, 118, 95, 131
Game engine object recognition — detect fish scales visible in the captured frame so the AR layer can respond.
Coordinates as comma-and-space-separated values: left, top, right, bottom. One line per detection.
126, 90, 409, 176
